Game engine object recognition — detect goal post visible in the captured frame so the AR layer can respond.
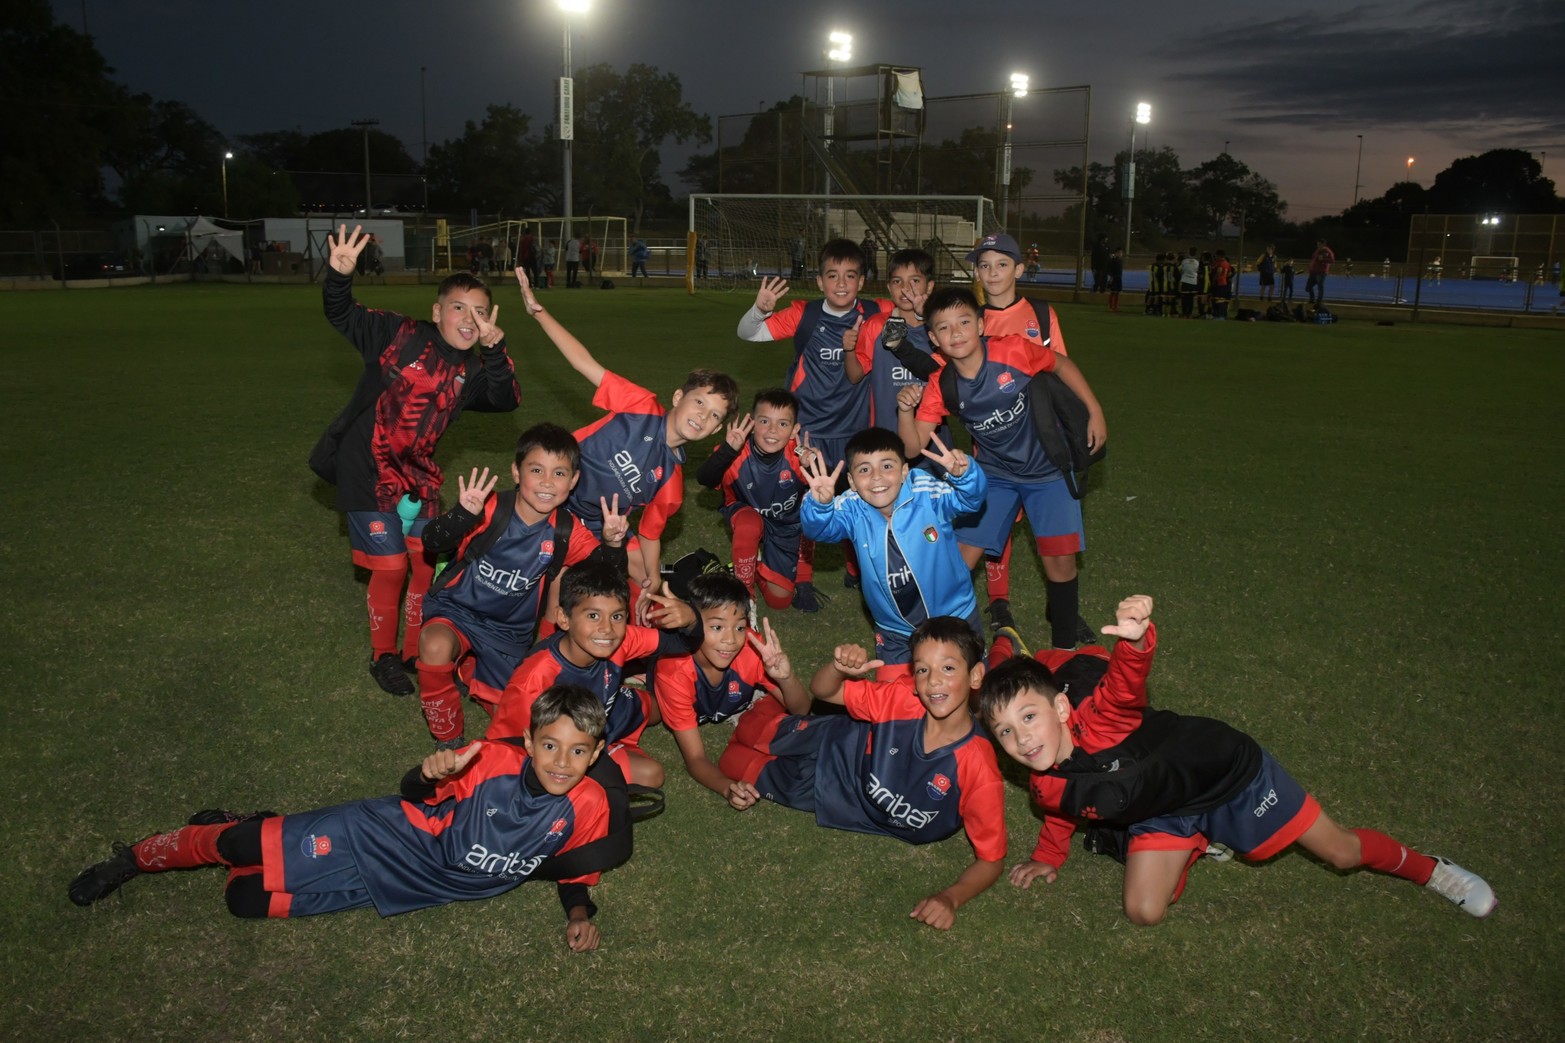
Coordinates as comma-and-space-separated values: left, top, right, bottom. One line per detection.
1468, 255, 1519, 282
686, 193, 998, 293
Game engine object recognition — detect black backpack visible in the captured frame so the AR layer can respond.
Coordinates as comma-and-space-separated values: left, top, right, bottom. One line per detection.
938, 339, 1105, 499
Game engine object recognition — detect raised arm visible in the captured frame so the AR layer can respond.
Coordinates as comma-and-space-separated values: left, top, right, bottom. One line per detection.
809, 644, 883, 704
516, 267, 606, 386
737, 277, 790, 341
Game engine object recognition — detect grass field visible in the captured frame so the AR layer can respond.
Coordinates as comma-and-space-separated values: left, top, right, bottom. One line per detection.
4, 282, 1563, 1041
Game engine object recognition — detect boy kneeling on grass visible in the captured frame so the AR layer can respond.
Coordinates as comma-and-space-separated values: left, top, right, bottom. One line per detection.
651, 573, 812, 802
719, 617, 1006, 930
975, 595, 1497, 924
70, 686, 628, 951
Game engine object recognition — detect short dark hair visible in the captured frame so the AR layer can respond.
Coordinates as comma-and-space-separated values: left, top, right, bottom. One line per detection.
974, 656, 1062, 725
909, 616, 985, 669
436, 272, 493, 304
844, 426, 906, 466
887, 249, 935, 280
685, 572, 752, 622
819, 238, 866, 271
680, 369, 741, 421
531, 684, 607, 741
558, 559, 629, 614
925, 286, 980, 322
751, 387, 798, 419
515, 422, 580, 471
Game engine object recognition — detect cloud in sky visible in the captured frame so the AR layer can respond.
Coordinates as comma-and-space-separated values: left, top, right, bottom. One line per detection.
1160, 0, 1565, 135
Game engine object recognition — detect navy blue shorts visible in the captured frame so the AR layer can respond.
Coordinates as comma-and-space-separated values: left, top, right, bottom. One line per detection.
952, 473, 1083, 558
348, 511, 429, 569
262, 805, 377, 917
1128, 748, 1321, 862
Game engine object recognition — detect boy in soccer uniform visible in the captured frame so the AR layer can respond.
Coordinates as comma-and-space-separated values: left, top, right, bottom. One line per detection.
70, 687, 629, 950
514, 269, 737, 621
695, 388, 807, 611
652, 573, 812, 802
900, 288, 1107, 653
799, 428, 987, 676
414, 423, 633, 749
737, 239, 892, 605
719, 617, 1006, 931
962, 234, 1085, 638
976, 595, 1497, 924
311, 225, 521, 697
487, 560, 699, 788
844, 248, 953, 459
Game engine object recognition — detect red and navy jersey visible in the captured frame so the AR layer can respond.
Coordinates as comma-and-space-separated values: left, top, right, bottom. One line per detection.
714, 440, 804, 532
853, 313, 946, 433
981, 295, 1068, 357
809, 678, 1006, 859
1023, 627, 1259, 867
918, 334, 1061, 482
322, 271, 520, 514
422, 499, 602, 689
487, 625, 689, 741
271, 742, 608, 916
763, 298, 890, 441
569, 371, 684, 540
652, 643, 775, 730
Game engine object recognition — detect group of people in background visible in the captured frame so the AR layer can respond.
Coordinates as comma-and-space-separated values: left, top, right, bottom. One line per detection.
512, 225, 599, 289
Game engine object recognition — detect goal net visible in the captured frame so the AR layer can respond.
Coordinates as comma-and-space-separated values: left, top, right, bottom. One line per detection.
1467, 255, 1519, 282
687, 193, 998, 291
429, 216, 628, 276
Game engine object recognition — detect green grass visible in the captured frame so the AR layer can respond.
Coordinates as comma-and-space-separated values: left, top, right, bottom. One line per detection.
3, 283, 1562, 1041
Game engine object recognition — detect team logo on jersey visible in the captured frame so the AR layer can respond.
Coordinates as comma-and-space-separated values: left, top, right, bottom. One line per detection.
652, 466, 665, 482
547, 817, 568, 840
368, 520, 388, 543
302, 834, 332, 858
1026, 322, 1040, 338
778, 469, 793, 484
926, 773, 952, 801
794, 718, 810, 732
923, 526, 938, 544
538, 539, 555, 560
996, 372, 1016, 393
728, 680, 742, 696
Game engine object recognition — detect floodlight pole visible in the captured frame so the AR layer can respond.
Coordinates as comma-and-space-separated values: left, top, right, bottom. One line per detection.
221, 151, 233, 218
560, 12, 575, 242
1353, 134, 1364, 205
1124, 103, 1150, 258
351, 119, 379, 215
420, 66, 430, 215
998, 74, 1027, 237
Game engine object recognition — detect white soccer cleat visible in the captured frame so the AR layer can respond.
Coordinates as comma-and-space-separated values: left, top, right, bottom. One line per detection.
1425, 857, 1497, 918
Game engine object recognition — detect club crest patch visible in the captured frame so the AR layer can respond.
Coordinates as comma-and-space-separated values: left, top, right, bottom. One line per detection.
926, 774, 952, 801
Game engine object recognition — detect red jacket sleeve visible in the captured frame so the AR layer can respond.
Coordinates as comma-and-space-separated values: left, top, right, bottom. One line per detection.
636, 463, 684, 540
955, 740, 1007, 862
487, 650, 558, 737
855, 311, 889, 374
1070, 625, 1156, 753
915, 357, 949, 424
1027, 777, 1079, 868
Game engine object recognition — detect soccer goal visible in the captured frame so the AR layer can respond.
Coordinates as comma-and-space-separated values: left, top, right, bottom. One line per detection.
1468, 255, 1519, 282
687, 193, 998, 292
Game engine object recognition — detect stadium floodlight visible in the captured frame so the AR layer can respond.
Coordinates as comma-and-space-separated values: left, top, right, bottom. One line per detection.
557, 0, 590, 242
1124, 102, 1151, 256
222, 151, 233, 218
823, 30, 853, 202
998, 73, 1029, 234
827, 30, 853, 62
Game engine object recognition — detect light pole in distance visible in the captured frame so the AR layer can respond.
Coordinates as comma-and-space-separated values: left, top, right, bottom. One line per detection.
999, 73, 1028, 236
1123, 102, 1150, 257
222, 151, 233, 218
558, 0, 589, 243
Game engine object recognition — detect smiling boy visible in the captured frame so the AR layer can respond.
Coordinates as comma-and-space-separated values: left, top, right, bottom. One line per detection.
413, 424, 632, 749
719, 617, 1006, 930
515, 269, 737, 619
798, 427, 987, 675
310, 224, 521, 696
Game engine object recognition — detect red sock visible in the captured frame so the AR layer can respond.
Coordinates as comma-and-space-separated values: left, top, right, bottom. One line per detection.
986, 535, 1014, 602
366, 564, 407, 658
796, 538, 815, 585
401, 540, 435, 662
988, 630, 1014, 666
132, 824, 230, 871
842, 542, 860, 578
1353, 829, 1436, 885
731, 508, 763, 594
418, 660, 465, 741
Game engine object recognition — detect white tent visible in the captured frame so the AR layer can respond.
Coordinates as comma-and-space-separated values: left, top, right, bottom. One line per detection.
182, 216, 245, 262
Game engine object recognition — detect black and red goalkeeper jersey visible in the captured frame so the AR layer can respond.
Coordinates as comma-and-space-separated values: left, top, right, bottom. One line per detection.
321, 271, 521, 514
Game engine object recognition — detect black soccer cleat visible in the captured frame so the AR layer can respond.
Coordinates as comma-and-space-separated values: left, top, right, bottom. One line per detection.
1075, 615, 1098, 646
791, 581, 828, 613
843, 571, 861, 591
187, 809, 276, 826
68, 842, 140, 906
370, 653, 415, 696
434, 736, 467, 752
987, 598, 1017, 631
